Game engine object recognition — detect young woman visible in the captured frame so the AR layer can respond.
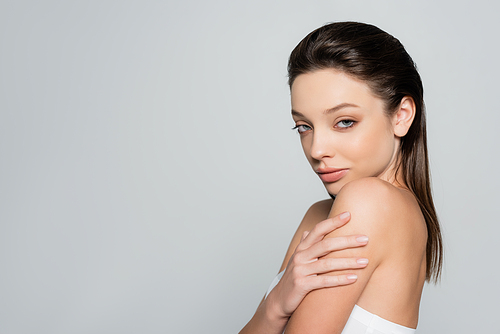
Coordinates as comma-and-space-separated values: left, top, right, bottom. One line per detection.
240, 22, 443, 334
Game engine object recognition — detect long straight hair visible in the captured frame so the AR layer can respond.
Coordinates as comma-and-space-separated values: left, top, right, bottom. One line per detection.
288, 22, 443, 282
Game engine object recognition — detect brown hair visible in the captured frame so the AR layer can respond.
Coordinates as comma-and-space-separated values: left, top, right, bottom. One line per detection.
288, 22, 443, 282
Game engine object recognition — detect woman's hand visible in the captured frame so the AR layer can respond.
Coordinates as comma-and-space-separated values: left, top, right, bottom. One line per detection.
266, 211, 369, 319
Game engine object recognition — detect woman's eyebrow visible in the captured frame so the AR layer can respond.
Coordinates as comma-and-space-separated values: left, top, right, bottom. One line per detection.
323, 103, 359, 114
291, 109, 305, 117
291, 103, 360, 117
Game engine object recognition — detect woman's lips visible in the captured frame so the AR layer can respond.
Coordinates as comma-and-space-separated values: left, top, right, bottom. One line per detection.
316, 168, 349, 183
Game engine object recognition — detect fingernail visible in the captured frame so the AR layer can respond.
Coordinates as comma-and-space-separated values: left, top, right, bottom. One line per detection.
356, 236, 369, 243
347, 275, 357, 280
340, 211, 350, 219
357, 258, 369, 265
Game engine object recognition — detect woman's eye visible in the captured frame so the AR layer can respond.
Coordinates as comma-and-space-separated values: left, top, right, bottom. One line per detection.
292, 124, 312, 134
336, 120, 355, 129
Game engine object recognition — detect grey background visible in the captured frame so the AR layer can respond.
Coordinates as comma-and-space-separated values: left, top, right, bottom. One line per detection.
1, 1, 498, 333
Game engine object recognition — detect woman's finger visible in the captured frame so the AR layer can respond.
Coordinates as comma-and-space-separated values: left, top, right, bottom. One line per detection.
303, 234, 369, 259
305, 273, 359, 290
304, 257, 369, 276
297, 212, 351, 250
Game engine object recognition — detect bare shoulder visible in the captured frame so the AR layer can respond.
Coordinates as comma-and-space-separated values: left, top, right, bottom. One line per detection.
335, 177, 424, 227
301, 198, 334, 229
285, 179, 428, 332
277, 198, 333, 272
336, 177, 410, 212
328, 177, 427, 256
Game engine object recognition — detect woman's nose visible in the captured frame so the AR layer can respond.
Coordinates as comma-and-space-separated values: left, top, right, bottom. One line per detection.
310, 133, 334, 161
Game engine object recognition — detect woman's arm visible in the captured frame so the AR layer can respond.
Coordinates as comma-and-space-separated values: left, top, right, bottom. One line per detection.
284, 178, 412, 334
239, 203, 370, 334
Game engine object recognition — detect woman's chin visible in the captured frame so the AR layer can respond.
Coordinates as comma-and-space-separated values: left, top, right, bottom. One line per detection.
323, 182, 345, 197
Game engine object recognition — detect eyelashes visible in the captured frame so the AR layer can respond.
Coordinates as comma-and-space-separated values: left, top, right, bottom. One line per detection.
292, 120, 356, 134
291, 124, 312, 134
336, 120, 355, 128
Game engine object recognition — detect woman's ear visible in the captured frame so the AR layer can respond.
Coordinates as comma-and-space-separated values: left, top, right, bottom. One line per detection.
393, 96, 416, 137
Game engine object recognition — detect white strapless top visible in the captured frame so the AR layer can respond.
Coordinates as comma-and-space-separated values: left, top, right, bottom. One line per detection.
265, 271, 416, 334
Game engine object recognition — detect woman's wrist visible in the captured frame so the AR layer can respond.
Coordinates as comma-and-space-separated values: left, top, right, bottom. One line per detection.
264, 292, 290, 325
239, 296, 289, 334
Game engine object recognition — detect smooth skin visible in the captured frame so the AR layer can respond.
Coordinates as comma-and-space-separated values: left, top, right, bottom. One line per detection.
239, 209, 370, 334
241, 68, 427, 333
285, 180, 427, 333
285, 69, 427, 333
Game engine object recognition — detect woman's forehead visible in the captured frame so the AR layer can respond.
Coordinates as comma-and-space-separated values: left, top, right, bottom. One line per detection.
290, 69, 382, 115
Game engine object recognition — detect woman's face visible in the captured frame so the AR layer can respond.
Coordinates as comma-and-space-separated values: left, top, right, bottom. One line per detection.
291, 69, 400, 196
